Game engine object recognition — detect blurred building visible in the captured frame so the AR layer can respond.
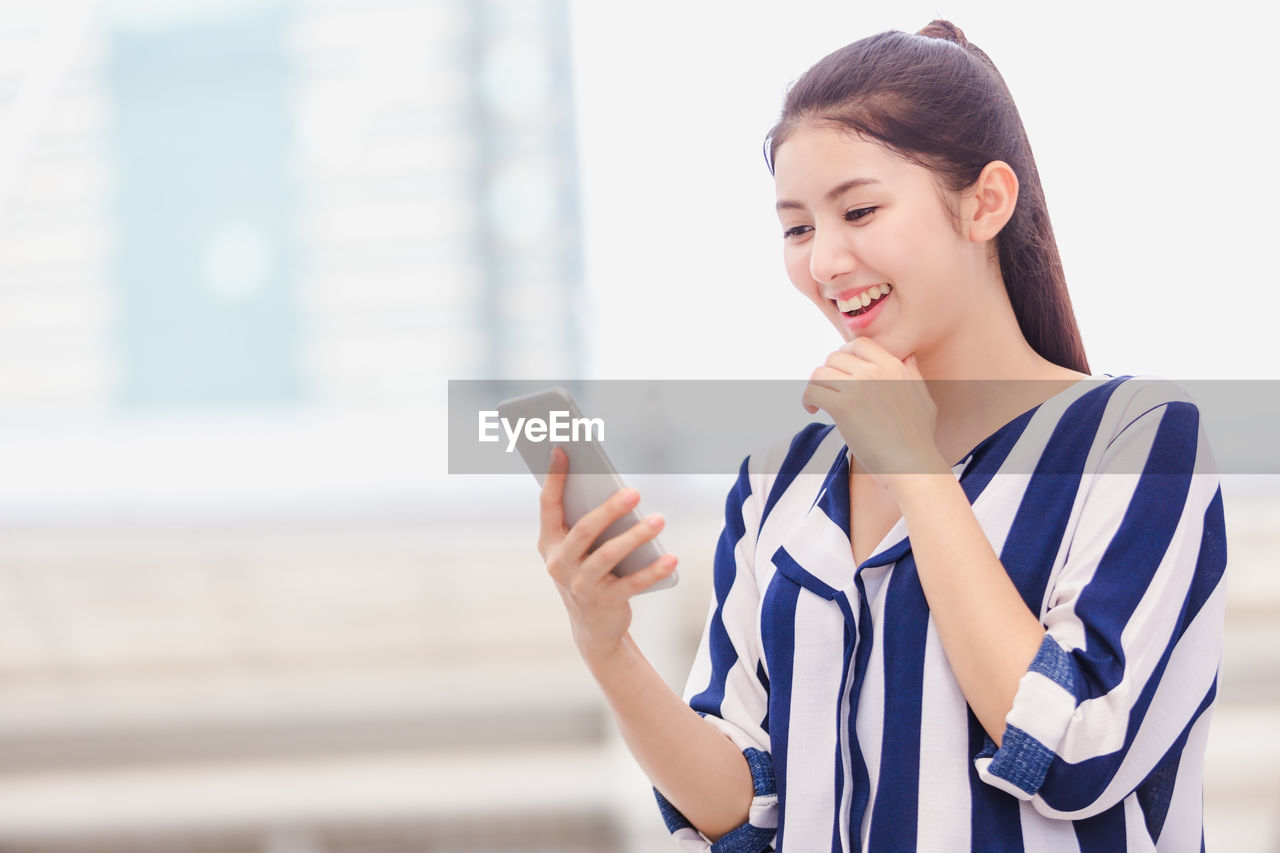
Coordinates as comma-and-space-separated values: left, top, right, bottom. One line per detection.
0, 0, 638, 851
0, 0, 581, 417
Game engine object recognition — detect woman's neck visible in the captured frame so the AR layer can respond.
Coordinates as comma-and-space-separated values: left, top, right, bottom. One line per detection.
912, 271, 1089, 465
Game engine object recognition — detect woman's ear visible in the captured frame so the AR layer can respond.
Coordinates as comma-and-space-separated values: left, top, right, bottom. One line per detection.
964, 160, 1019, 243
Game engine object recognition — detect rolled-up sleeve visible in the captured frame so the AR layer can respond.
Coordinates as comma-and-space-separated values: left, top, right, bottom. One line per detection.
974, 396, 1228, 820
653, 455, 778, 851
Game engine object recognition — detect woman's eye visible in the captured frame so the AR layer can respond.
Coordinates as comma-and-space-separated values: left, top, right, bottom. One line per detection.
782, 224, 813, 240
845, 206, 876, 222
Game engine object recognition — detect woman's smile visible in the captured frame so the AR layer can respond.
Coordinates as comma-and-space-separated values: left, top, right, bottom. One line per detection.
834, 283, 893, 329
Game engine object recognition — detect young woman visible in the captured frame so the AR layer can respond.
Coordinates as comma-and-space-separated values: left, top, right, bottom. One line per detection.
536, 20, 1227, 852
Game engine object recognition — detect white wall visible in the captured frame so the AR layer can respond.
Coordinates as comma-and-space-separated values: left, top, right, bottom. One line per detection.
570, 0, 1280, 381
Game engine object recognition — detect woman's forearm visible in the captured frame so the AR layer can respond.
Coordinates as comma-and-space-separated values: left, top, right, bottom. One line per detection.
585, 633, 755, 841
888, 471, 1046, 746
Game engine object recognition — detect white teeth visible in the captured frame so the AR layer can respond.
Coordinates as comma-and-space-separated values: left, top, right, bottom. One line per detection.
835, 284, 891, 313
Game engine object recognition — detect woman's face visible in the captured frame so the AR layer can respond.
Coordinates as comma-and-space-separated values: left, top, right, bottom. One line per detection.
773, 123, 974, 361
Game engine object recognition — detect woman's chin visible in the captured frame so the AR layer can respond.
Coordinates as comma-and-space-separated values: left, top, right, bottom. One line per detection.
829, 316, 856, 341
834, 325, 913, 363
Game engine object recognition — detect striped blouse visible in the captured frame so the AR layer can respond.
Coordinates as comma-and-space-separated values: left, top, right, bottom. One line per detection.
653, 373, 1228, 852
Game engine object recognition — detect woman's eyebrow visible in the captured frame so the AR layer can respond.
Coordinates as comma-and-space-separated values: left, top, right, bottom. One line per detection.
776, 177, 882, 211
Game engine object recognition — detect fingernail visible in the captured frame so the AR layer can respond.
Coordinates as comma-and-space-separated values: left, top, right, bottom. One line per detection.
622, 489, 640, 505
646, 513, 664, 528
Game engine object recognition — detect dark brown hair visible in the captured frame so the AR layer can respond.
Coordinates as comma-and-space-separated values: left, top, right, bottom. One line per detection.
764, 20, 1089, 374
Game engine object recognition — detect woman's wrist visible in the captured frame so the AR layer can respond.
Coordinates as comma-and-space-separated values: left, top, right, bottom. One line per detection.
580, 631, 636, 683
882, 456, 954, 505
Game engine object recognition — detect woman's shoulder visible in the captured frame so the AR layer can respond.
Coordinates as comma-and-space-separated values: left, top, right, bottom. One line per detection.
1078, 372, 1203, 431
1067, 372, 1218, 476
991, 371, 1213, 478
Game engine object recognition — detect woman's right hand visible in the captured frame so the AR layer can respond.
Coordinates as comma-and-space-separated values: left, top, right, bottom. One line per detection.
537, 446, 679, 669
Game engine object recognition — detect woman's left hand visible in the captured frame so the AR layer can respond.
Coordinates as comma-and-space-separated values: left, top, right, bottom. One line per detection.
801, 337, 949, 489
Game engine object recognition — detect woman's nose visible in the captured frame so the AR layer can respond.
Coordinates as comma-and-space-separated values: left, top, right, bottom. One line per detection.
808, 227, 856, 285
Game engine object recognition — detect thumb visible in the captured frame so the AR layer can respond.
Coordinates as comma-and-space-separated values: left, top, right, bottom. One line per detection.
906, 353, 929, 382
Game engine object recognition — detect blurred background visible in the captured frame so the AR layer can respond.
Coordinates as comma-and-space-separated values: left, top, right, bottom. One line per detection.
0, 0, 1275, 851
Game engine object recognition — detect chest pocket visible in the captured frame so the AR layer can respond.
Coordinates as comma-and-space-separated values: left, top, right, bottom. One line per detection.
769, 544, 859, 630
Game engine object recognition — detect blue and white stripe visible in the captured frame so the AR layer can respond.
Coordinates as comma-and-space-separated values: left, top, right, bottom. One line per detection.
653, 374, 1228, 852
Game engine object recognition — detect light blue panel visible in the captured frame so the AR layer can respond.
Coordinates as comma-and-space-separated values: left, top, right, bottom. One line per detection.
108, 2, 300, 408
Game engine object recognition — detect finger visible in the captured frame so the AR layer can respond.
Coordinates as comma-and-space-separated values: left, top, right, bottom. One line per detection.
802, 382, 841, 416
562, 484, 642, 559
823, 350, 864, 372
581, 511, 666, 583
537, 446, 570, 551
905, 353, 932, 390
801, 384, 819, 415
809, 363, 851, 382
805, 366, 850, 399
902, 353, 925, 389
616, 553, 679, 600
837, 335, 894, 365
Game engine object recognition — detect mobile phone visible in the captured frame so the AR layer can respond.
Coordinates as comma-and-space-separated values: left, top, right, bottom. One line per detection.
496, 387, 677, 593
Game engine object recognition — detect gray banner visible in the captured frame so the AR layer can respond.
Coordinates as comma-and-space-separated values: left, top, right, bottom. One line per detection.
449, 378, 1280, 476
